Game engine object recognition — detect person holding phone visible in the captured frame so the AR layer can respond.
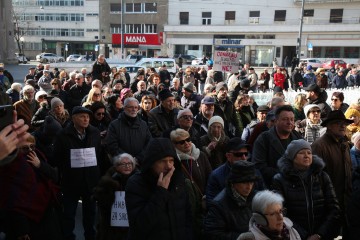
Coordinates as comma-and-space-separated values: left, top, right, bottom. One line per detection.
125, 138, 192, 240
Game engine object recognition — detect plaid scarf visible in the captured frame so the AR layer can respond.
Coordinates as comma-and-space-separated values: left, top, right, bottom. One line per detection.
305, 119, 323, 143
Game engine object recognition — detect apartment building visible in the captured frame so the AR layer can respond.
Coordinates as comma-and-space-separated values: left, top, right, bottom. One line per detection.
164, 0, 360, 66
12, 0, 100, 59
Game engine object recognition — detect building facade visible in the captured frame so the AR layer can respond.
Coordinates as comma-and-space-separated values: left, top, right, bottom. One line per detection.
12, 0, 100, 60
164, 0, 360, 66
0, 0, 17, 63
99, 0, 168, 58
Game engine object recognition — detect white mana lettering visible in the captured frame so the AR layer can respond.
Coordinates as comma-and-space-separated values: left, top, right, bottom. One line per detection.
126, 36, 147, 43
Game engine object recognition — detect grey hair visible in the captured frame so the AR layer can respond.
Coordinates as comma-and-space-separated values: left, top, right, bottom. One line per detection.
69, 72, 77, 78
124, 97, 139, 107
252, 190, 284, 214
170, 128, 189, 142
75, 73, 83, 79
23, 85, 34, 92
113, 153, 136, 168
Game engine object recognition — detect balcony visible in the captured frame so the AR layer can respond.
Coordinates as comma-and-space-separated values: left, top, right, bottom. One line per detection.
294, 0, 360, 3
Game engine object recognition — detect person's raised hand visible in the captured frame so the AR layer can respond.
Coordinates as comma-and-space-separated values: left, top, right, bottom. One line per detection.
27, 151, 41, 168
157, 166, 175, 189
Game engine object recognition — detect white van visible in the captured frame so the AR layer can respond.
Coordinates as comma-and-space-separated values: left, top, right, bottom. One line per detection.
135, 58, 177, 77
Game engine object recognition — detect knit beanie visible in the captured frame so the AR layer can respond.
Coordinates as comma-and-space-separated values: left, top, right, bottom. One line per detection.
284, 139, 311, 160
303, 104, 320, 117
345, 108, 360, 119
208, 116, 224, 128
177, 109, 192, 119
51, 97, 64, 110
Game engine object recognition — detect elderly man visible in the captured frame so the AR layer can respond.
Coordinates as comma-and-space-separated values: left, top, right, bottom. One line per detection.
204, 161, 258, 240
194, 96, 215, 137
91, 54, 111, 84
105, 97, 152, 163
180, 82, 201, 116
252, 105, 302, 187
162, 109, 201, 147
125, 138, 192, 240
148, 89, 179, 137
38, 69, 53, 93
133, 80, 154, 102
312, 110, 353, 238
13, 85, 39, 132
241, 105, 270, 142
67, 73, 91, 112
53, 106, 102, 240
303, 83, 331, 119
206, 137, 264, 206
24, 66, 36, 82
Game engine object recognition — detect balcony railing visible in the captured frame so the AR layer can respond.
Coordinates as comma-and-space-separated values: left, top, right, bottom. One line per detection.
294, 0, 360, 3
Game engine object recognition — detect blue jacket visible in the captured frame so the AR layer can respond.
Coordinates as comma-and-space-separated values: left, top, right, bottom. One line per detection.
350, 146, 360, 170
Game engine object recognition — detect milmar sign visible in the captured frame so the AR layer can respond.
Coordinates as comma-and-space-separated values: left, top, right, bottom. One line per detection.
112, 34, 160, 45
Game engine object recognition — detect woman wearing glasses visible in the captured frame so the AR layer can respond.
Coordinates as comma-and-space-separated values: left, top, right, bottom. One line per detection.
330, 92, 349, 113
271, 139, 341, 240
295, 104, 326, 144
94, 153, 137, 240
0, 135, 61, 240
82, 88, 105, 108
244, 190, 301, 240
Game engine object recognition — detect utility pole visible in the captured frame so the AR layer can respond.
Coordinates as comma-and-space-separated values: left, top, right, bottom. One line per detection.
121, 0, 124, 59
296, 0, 305, 59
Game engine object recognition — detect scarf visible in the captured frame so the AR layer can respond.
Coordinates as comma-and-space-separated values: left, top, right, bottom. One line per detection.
207, 128, 226, 143
305, 119, 323, 143
258, 224, 290, 240
50, 109, 70, 126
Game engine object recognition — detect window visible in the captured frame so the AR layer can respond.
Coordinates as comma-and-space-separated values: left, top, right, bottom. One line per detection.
225, 11, 235, 20
202, 12, 211, 25
145, 3, 157, 12
110, 24, 121, 34
249, 11, 260, 24
134, 3, 141, 12
110, 4, 121, 13
330, 9, 343, 23
304, 9, 314, 17
180, 12, 189, 25
274, 10, 286, 21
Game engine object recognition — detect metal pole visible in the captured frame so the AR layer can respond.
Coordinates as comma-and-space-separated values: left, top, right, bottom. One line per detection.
296, 0, 305, 59
121, 0, 124, 59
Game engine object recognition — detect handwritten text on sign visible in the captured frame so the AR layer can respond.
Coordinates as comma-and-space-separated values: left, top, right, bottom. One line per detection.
70, 147, 97, 168
110, 191, 129, 227
213, 51, 240, 73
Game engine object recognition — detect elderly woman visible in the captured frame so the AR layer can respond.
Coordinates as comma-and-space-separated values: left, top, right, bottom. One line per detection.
82, 88, 104, 108
138, 95, 157, 124
295, 104, 326, 144
94, 153, 137, 240
0, 136, 61, 239
48, 97, 71, 127
344, 108, 360, 140
244, 190, 301, 240
330, 92, 349, 113
200, 116, 230, 169
170, 128, 212, 194
271, 139, 341, 240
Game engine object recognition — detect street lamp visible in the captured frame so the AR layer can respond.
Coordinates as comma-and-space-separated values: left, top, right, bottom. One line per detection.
20, 36, 25, 56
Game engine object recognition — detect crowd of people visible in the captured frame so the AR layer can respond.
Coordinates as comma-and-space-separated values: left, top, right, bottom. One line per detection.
1, 56, 360, 240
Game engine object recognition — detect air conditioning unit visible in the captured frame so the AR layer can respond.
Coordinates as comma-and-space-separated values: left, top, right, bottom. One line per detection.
225, 20, 235, 25
248, 17, 259, 24
303, 17, 313, 24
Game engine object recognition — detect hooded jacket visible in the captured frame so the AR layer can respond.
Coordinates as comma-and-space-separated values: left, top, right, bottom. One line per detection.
125, 138, 192, 240
272, 155, 341, 239
308, 90, 331, 119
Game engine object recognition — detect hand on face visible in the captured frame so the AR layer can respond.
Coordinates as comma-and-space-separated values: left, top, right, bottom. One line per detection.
157, 166, 175, 189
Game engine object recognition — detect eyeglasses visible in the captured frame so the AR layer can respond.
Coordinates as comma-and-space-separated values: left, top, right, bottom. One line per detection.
38, 95, 47, 99
19, 144, 36, 152
75, 78, 81, 80
180, 115, 194, 120
230, 152, 248, 157
96, 112, 105, 116
264, 208, 287, 217
331, 98, 339, 102
51, 83, 58, 85
116, 162, 133, 168
93, 93, 101, 97
309, 110, 321, 114
174, 137, 191, 145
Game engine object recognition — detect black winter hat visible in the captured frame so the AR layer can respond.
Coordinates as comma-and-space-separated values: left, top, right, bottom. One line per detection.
158, 89, 173, 101
228, 161, 258, 183
43, 116, 62, 136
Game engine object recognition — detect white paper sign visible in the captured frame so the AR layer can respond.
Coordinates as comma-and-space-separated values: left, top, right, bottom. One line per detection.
110, 191, 129, 227
213, 51, 240, 73
70, 147, 97, 168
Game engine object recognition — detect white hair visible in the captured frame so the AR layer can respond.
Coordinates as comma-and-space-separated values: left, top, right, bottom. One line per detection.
113, 153, 137, 168
124, 97, 139, 107
252, 190, 284, 214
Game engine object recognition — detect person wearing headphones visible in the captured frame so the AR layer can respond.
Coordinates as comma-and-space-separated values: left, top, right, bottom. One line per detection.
242, 190, 301, 240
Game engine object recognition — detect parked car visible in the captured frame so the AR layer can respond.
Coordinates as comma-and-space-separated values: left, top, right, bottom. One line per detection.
66, 54, 82, 62
126, 55, 145, 63
322, 59, 347, 69
173, 54, 197, 64
191, 58, 205, 65
36, 53, 65, 63
300, 58, 323, 70
15, 53, 27, 64
136, 58, 177, 77
75, 55, 88, 61
115, 65, 148, 80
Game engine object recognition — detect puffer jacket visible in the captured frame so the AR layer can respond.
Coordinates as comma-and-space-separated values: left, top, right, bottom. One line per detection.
204, 186, 254, 240
272, 155, 341, 240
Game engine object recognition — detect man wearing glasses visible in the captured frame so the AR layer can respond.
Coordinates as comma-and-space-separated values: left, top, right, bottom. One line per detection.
205, 137, 264, 206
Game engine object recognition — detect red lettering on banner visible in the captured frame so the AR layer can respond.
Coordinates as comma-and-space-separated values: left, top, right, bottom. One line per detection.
222, 66, 232, 72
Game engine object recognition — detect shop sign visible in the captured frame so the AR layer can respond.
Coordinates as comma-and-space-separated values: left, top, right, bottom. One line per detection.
214, 39, 242, 46
112, 34, 160, 45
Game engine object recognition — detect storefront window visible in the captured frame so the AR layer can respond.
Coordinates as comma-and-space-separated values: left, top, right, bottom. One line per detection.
344, 47, 359, 58
252, 46, 274, 67
325, 47, 341, 58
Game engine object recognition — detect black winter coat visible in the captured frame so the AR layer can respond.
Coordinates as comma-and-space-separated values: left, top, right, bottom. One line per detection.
272, 155, 341, 240
347, 167, 360, 240
53, 123, 101, 192
204, 187, 253, 240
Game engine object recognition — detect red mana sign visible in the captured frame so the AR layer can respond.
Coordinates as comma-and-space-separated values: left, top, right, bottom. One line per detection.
112, 34, 161, 45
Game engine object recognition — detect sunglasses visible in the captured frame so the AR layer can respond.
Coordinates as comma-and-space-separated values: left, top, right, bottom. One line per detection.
38, 95, 47, 99
51, 83, 58, 85
180, 115, 194, 120
19, 144, 36, 152
174, 137, 191, 145
331, 98, 339, 102
230, 152, 248, 157
96, 112, 105, 116
93, 93, 101, 97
